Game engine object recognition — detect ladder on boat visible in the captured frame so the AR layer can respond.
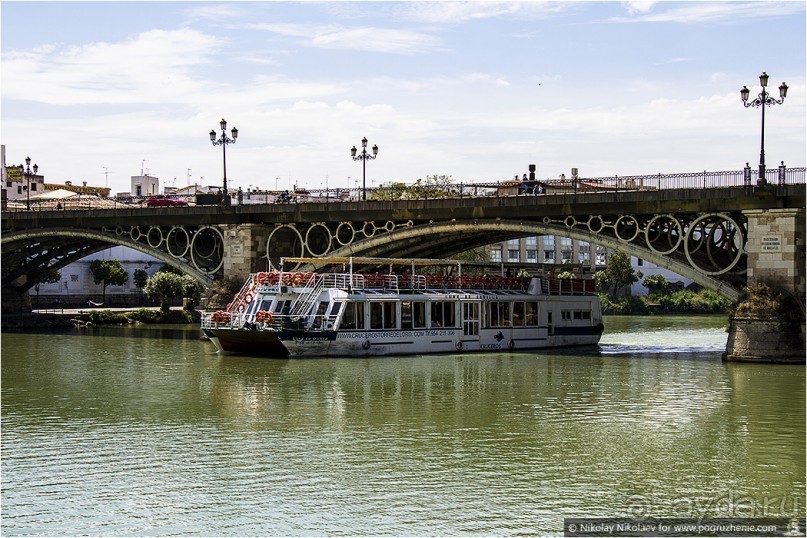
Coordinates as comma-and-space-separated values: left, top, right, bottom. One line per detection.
288, 273, 324, 322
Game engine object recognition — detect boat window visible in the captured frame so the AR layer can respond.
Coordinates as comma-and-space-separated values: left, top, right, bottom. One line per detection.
413, 302, 426, 328
342, 302, 356, 330
489, 301, 511, 327
525, 302, 539, 325
513, 302, 525, 326
383, 302, 397, 329
274, 300, 290, 314
355, 302, 365, 329
258, 299, 273, 312
401, 301, 412, 329
370, 302, 396, 329
430, 301, 455, 328
312, 301, 328, 329
370, 302, 383, 329
401, 301, 425, 329
330, 302, 342, 316
463, 302, 479, 336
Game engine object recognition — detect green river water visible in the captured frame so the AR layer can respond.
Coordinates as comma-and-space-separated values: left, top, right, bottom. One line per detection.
1, 315, 804, 535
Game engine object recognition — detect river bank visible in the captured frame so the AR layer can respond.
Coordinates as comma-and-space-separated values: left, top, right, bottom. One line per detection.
1, 307, 200, 330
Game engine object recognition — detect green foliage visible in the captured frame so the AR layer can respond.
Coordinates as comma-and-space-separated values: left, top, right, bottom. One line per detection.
42, 270, 62, 284
642, 273, 669, 295
557, 271, 577, 279
598, 289, 731, 315
86, 310, 130, 324
133, 269, 149, 289
181, 274, 205, 311
593, 252, 638, 298
85, 308, 194, 325
370, 174, 459, 200
598, 294, 649, 315
89, 259, 128, 302
157, 264, 184, 275
731, 282, 801, 325
451, 246, 490, 264
143, 271, 185, 312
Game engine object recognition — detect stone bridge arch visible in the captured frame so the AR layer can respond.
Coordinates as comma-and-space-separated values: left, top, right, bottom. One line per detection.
290, 218, 742, 301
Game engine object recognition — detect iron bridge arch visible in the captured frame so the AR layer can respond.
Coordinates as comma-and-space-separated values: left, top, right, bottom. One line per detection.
266, 214, 745, 301
1, 226, 217, 291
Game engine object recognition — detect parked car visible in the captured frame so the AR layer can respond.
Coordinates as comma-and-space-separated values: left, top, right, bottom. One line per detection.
146, 195, 188, 207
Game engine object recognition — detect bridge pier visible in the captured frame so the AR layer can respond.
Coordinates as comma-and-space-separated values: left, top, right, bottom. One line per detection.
1, 277, 32, 314
724, 209, 805, 363
221, 224, 272, 283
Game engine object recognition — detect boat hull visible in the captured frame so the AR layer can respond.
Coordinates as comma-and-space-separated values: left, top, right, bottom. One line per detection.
203, 328, 290, 357
205, 324, 604, 358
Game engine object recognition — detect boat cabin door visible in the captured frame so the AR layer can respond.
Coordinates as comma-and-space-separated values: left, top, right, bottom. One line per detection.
462, 301, 480, 341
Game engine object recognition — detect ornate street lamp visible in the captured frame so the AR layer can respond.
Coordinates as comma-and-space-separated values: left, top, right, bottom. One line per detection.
740, 72, 788, 186
24, 156, 39, 210
209, 118, 238, 205
350, 137, 379, 201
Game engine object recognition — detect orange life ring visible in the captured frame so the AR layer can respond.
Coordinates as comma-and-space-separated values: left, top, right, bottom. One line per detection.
211, 310, 231, 323
244, 293, 253, 304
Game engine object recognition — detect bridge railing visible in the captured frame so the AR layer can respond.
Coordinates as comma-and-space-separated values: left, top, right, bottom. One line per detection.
2, 167, 804, 212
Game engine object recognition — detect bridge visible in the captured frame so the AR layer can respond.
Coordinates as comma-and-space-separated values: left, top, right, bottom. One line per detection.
2, 168, 805, 312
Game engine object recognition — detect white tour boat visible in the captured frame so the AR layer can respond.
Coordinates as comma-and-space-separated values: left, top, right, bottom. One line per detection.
201, 257, 603, 358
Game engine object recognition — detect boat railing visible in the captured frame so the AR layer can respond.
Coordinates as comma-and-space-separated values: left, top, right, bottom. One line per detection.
542, 278, 596, 296
288, 273, 324, 320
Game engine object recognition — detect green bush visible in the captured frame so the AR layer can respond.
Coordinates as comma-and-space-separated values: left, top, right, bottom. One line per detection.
599, 289, 731, 315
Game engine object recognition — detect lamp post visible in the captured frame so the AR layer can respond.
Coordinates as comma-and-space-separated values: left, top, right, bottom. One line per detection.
209, 118, 238, 205
23, 157, 38, 210
740, 72, 788, 186
350, 137, 378, 201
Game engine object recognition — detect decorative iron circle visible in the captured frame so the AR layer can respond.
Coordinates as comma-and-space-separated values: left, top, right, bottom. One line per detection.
614, 215, 640, 242
266, 224, 304, 270
305, 223, 333, 258
190, 225, 224, 274
335, 222, 355, 246
384, 220, 396, 233
684, 213, 745, 275
564, 216, 577, 228
166, 226, 190, 258
645, 214, 683, 255
130, 226, 142, 241
362, 221, 376, 238
146, 226, 164, 249
587, 215, 605, 234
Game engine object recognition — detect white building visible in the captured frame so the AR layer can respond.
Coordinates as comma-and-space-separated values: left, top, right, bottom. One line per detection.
131, 175, 160, 197
631, 257, 693, 296
34, 246, 165, 307
489, 235, 692, 295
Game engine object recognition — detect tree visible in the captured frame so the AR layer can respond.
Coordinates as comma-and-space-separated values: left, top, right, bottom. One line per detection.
593, 251, 638, 298
143, 271, 185, 312
133, 269, 149, 289
370, 174, 460, 200
89, 259, 128, 304
181, 274, 205, 311
642, 273, 669, 296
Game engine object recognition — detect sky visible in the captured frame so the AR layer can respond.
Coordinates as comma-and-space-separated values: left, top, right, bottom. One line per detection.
1, 1, 805, 195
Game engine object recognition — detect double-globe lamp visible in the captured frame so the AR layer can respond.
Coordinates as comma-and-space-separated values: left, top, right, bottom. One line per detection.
209, 118, 238, 205
740, 72, 787, 186
351, 137, 378, 201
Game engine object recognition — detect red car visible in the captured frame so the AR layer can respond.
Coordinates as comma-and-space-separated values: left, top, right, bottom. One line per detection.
146, 195, 188, 207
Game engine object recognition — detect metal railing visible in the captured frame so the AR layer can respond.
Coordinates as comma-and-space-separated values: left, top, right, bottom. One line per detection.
4, 167, 803, 212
